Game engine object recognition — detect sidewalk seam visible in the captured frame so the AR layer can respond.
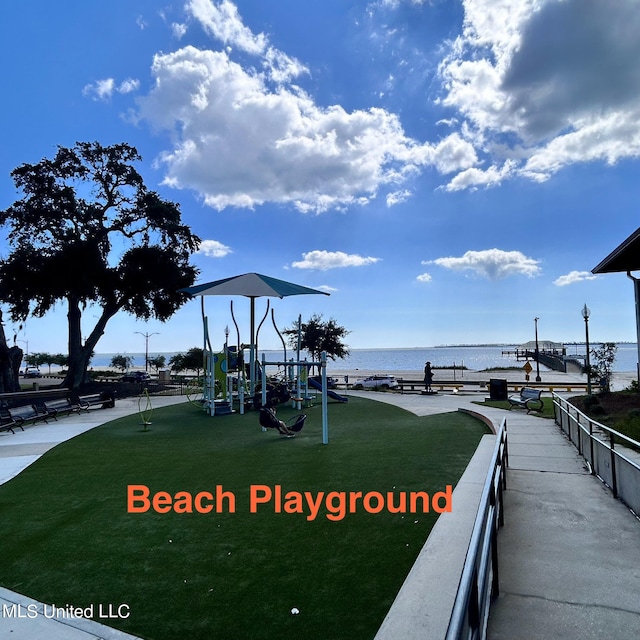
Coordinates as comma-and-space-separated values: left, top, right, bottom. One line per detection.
498, 590, 640, 617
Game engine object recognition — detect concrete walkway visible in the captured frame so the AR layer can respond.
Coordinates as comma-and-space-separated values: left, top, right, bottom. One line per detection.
350, 389, 640, 639
1, 390, 640, 639
485, 407, 640, 639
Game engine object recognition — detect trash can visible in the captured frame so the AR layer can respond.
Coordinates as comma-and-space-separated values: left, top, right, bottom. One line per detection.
489, 378, 508, 401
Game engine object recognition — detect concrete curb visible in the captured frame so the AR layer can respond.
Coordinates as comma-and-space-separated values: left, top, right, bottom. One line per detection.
374, 434, 498, 640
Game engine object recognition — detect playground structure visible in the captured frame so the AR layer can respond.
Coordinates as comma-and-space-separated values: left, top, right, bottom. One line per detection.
188, 297, 348, 444
199, 311, 340, 443
180, 272, 329, 398
180, 272, 346, 444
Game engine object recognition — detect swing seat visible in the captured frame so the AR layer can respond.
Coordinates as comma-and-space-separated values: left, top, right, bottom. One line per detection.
259, 407, 281, 430
287, 414, 307, 432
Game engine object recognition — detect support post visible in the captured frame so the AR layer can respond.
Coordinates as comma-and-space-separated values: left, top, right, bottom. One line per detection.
321, 351, 328, 445
628, 272, 640, 387
249, 297, 256, 399
261, 353, 268, 413
296, 315, 302, 411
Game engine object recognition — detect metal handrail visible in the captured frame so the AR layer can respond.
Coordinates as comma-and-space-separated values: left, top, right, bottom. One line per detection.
445, 418, 508, 640
553, 394, 640, 516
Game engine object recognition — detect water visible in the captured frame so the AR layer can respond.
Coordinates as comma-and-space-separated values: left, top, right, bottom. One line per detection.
328, 344, 639, 373
89, 343, 639, 373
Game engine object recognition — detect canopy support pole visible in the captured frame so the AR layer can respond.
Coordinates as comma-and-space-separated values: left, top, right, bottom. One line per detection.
627, 272, 640, 386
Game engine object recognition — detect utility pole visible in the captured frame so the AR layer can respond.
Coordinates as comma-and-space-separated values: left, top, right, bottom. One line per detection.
534, 317, 541, 382
134, 332, 159, 372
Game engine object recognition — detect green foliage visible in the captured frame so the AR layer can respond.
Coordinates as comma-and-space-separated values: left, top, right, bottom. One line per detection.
23, 352, 69, 373
110, 354, 134, 372
582, 394, 601, 411
614, 409, 640, 446
147, 355, 166, 372
284, 314, 350, 372
169, 347, 204, 375
0, 141, 200, 389
589, 342, 618, 393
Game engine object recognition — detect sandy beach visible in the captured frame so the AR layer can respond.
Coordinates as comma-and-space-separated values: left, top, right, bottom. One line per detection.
325, 366, 637, 393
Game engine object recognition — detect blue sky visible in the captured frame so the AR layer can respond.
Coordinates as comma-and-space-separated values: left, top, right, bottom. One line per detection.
2, 0, 640, 356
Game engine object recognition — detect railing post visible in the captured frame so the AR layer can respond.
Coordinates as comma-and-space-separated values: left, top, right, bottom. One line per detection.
491, 486, 501, 597
589, 420, 595, 474
609, 431, 618, 498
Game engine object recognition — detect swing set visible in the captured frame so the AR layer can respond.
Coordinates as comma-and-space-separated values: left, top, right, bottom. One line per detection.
198, 301, 332, 444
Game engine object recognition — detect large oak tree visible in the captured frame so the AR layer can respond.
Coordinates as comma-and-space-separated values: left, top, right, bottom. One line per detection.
0, 142, 200, 389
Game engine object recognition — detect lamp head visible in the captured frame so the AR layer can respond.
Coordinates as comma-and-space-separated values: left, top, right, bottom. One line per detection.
582, 304, 590, 320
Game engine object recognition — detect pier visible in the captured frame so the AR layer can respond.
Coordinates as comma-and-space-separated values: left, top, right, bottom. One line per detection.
501, 341, 580, 373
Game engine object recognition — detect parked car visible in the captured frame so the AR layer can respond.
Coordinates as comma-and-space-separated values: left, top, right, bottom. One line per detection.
120, 371, 151, 383
23, 368, 42, 378
310, 375, 338, 389
353, 375, 398, 390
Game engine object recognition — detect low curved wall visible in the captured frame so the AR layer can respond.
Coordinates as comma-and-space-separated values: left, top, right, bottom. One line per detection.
374, 409, 499, 639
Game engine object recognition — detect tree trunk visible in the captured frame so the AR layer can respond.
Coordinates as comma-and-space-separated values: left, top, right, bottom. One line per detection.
0, 313, 23, 393
63, 295, 117, 390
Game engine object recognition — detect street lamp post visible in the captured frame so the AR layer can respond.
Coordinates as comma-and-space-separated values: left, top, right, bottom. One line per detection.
134, 332, 159, 372
534, 317, 541, 382
582, 304, 592, 395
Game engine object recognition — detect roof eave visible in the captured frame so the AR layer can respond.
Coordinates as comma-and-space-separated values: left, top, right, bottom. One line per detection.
592, 227, 640, 274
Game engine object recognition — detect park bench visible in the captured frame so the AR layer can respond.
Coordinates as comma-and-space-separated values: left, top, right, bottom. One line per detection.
8, 403, 54, 427
44, 396, 85, 417
77, 391, 116, 410
0, 407, 24, 434
0, 390, 116, 435
508, 387, 544, 414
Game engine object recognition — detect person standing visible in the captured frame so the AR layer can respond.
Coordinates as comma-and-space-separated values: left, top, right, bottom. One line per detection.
424, 361, 434, 392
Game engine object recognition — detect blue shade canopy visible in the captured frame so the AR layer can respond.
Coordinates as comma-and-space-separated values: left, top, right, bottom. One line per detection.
180, 272, 330, 299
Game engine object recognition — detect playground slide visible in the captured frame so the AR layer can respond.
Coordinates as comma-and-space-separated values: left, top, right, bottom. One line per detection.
308, 377, 348, 403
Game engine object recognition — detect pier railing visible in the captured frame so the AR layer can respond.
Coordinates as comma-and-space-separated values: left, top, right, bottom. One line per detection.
553, 393, 640, 517
445, 417, 508, 640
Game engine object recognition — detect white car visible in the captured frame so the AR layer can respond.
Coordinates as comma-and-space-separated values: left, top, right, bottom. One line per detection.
353, 375, 398, 390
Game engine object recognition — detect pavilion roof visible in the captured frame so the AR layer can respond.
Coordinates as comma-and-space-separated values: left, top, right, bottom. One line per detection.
592, 227, 640, 274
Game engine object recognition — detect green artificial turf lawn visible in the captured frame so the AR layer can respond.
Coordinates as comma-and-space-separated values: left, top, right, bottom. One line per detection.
0, 397, 489, 640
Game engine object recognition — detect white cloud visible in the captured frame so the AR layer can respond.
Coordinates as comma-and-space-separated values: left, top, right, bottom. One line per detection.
118, 78, 140, 94
416, 272, 432, 283
553, 270, 598, 287
83, 78, 115, 101
172, 22, 188, 39
134, 1, 479, 213
428, 248, 541, 280
386, 189, 412, 206
318, 285, 338, 293
83, 78, 139, 101
196, 239, 232, 258
137, 45, 439, 212
434, 0, 640, 187
188, 0, 267, 55
430, 133, 479, 175
292, 250, 381, 270
380, 0, 428, 6
444, 160, 516, 192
